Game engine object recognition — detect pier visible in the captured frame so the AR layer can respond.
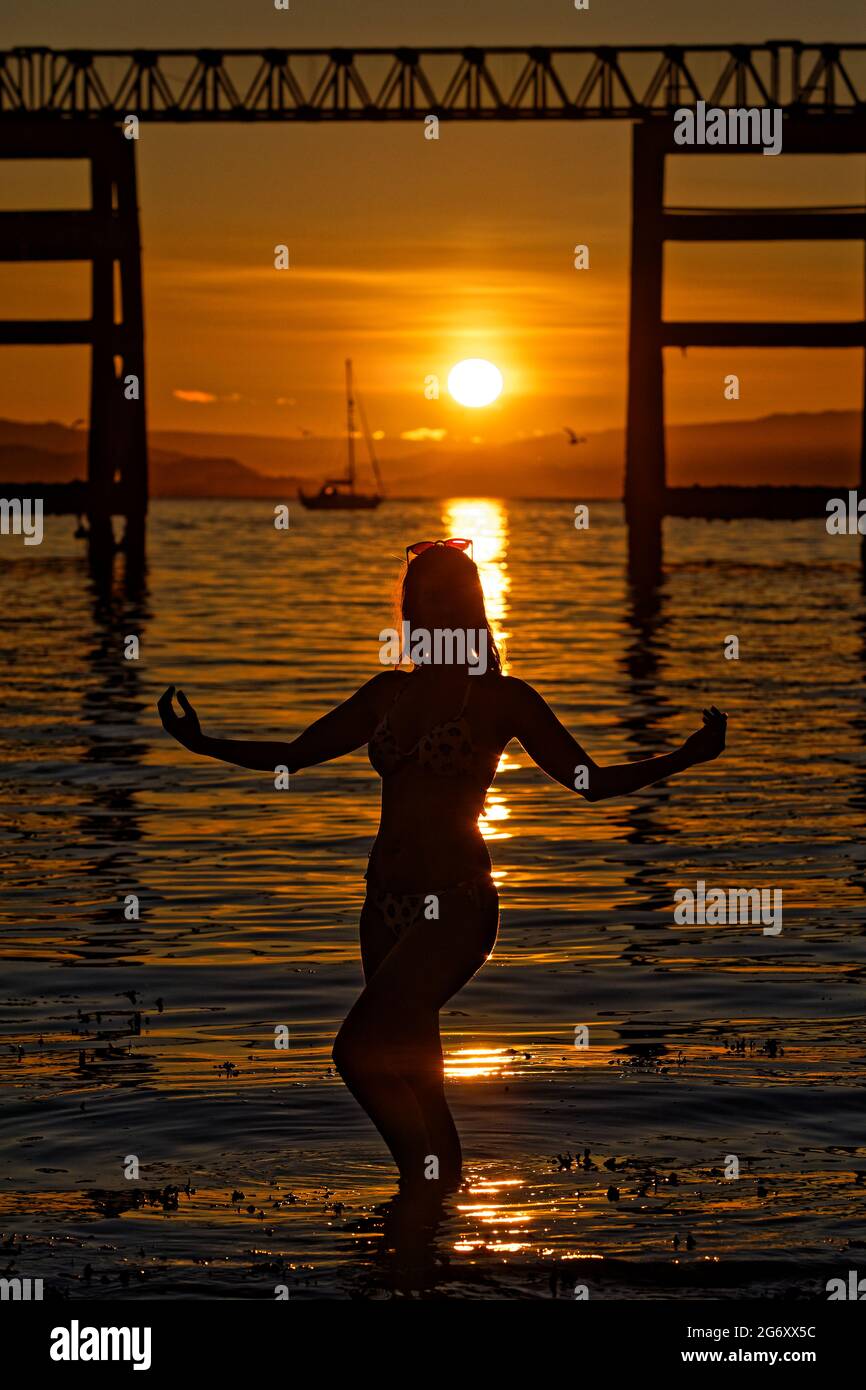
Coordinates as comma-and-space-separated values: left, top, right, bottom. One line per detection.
1, 42, 864, 572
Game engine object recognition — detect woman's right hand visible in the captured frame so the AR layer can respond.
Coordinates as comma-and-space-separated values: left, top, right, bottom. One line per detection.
158, 685, 204, 752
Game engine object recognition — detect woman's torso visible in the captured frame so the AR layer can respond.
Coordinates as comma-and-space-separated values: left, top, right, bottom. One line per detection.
366, 669, 506, 891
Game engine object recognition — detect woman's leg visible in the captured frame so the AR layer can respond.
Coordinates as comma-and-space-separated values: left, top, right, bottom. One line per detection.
405, 1010, 462, 1184
333, 881, 498, 1185
332, 1029, 431, 1179
342, 900, 461, 1183
332, 898, 431, 1178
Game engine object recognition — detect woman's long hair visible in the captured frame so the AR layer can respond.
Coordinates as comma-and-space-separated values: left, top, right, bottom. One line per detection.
397, 544, 503, 675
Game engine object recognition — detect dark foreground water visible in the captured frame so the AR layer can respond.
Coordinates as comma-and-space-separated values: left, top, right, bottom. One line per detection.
1, 497, 865, 1299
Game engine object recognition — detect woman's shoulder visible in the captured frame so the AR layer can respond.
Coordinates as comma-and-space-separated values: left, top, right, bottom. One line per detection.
470, 671, 532, 714
477, 673, 547, 724
363, 668, 410, 715
483, 672, 532, 701
374, 669, 411, 688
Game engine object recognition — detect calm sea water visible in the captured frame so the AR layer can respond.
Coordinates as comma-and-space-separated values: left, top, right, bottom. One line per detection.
2, 497, 865, 1299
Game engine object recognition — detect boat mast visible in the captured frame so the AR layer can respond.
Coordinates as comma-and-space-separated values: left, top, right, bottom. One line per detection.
357, 388, 385, 498
345, 358, 356, 491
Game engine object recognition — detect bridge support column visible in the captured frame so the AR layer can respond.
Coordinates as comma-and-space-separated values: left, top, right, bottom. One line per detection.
0, 121, 148, 562
862, 194, 866, 592
113, 136, 147, 566
625, 114, 866, 587
625, 122, 666, 586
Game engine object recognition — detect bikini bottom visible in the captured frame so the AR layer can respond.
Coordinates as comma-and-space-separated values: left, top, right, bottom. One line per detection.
363, 869, 496, 940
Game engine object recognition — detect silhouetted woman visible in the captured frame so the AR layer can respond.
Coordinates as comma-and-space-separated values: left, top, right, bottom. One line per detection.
158, 537, 726, 1198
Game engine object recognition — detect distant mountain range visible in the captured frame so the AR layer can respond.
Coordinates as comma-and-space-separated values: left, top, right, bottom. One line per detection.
0, 410, 858, 499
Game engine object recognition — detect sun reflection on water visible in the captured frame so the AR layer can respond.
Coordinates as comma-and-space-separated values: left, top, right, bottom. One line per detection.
442, 498, 512, 842
442, 498, 510, 665
444, 1046, 514, 1080
454, 1177, 533, 1254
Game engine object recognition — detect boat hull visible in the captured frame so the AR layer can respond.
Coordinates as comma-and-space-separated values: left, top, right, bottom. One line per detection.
298, 489, 382, 511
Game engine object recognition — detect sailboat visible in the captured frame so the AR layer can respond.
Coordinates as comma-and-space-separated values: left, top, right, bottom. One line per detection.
298, 359, 385, 510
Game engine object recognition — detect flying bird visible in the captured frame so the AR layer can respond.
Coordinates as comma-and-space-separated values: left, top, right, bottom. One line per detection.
563, 427, 587, 445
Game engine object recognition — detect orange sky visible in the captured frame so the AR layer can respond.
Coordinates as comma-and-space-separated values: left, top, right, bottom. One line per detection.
1, 0, 864, 447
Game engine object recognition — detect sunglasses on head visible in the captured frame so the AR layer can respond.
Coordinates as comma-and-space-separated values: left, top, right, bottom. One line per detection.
405, 537, 473, 563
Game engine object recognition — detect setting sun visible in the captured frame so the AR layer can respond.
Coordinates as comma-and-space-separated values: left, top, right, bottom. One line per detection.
447, 358, 504, 408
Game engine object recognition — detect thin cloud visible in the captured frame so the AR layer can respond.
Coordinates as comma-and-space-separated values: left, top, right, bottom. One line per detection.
173, 388, 218, 404
400, 427, 448, 442
173, 389, 245, 404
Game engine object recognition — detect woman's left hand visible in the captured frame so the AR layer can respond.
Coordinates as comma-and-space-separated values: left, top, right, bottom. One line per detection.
682, 706, 727, 766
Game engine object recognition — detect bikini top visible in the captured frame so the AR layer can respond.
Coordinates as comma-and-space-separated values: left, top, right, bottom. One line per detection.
368, 676, 477, 779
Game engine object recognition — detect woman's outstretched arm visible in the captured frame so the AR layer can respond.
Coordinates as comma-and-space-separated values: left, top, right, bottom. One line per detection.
505, 677, 726, 802
157, 675, 391, 773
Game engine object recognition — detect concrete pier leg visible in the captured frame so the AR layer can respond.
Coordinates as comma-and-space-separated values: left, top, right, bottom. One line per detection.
115, 138, 148, 571
0, 121, 148, 563
625, 122, 666, 586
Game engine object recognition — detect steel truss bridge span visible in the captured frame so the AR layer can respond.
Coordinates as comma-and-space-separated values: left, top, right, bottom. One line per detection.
0, 42, 864, 122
